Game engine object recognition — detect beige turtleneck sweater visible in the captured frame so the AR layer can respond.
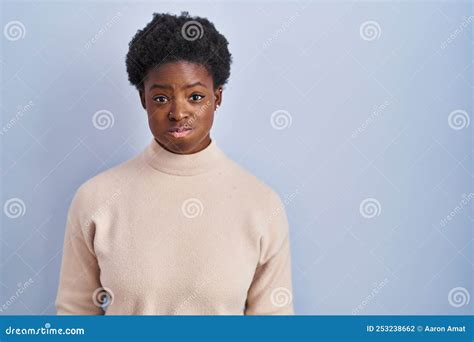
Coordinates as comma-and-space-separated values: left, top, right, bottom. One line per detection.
55, 137, 294, 315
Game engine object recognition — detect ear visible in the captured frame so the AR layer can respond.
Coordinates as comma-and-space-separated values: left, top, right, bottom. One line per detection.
213, 87, 223, 111
139, 89, 146, 110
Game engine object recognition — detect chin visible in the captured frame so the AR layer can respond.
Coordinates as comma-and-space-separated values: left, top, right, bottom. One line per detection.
164, 139, 195, 154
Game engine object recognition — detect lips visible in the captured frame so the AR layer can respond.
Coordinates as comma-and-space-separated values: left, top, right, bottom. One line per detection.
168, 126, 192, 132
167, 126, 193, 138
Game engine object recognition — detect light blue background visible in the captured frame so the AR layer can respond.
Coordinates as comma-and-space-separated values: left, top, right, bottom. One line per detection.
1, 0, 473, 315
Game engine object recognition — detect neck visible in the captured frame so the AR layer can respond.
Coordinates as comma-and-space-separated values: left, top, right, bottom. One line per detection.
155, 135, 211, 155
143, 136, 226, 176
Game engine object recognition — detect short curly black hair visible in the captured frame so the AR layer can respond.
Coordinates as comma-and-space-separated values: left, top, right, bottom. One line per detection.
125, 11, 232, 91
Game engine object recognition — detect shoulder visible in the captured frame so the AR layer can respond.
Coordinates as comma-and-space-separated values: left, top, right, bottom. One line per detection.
222, 156, 285, 204
221, 158, 291, 263
220, 156, 289, 231
70, 151, 144, 211
219, 156, 267, 192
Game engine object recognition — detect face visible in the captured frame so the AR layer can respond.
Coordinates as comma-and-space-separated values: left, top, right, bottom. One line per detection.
139, 61, 222, 154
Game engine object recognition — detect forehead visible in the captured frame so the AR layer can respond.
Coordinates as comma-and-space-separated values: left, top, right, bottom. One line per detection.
145, 61, 213, 87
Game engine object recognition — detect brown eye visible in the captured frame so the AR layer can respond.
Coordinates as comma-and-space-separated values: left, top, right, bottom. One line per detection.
153, 95, 168, 103
189, 94, 204, 102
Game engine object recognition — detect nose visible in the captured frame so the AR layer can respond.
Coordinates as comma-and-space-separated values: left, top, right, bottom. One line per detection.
168, 99, 190, 121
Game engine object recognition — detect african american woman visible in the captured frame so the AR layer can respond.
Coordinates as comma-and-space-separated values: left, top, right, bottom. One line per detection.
55, 12, 294, 315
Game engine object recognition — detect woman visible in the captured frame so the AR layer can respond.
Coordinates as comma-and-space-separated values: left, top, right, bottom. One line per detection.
55, 11, 293, 315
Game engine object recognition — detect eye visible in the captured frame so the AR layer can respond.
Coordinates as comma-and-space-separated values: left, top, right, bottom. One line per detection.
153, 95, 168, 103
189, 94, 205, 102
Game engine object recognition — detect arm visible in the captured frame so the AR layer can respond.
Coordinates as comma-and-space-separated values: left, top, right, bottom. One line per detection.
245, 190, 294, 315
55, 186, 104, 315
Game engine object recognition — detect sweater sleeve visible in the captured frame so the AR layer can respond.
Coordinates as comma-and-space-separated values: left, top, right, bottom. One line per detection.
245, 190, 294, 315
55, 185, 104, 315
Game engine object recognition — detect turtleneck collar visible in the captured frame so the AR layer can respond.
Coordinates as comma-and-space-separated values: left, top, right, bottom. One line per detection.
143, 137, 226, 176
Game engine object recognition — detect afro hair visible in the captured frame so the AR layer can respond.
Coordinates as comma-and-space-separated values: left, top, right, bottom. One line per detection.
125, 11, 232, 91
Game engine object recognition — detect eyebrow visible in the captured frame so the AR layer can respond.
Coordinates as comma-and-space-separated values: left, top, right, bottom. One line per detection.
148, 82, 207, 91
